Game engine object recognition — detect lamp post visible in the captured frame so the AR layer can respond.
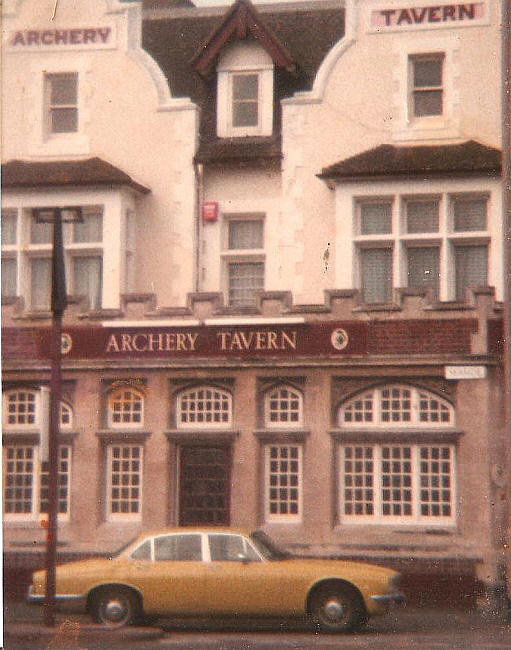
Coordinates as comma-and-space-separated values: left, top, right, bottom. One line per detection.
32, 206, 82, 627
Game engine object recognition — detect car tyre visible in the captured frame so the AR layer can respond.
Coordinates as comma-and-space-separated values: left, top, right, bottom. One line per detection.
310, 583, 367, 634
91, 587, 140, 628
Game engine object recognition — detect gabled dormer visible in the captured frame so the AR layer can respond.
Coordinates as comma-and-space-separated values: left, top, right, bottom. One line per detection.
192, 0, 295, 140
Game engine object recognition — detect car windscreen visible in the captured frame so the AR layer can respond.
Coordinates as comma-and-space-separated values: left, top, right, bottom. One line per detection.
250, 530, 290, 561
109, 536, 139, 559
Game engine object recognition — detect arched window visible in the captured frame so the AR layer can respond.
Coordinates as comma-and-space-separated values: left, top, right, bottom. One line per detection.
264, 385, 303, 428
339, 384, 453, 427
60, 401, 73, 429
3, 389, 39, 428
108, 387, 144, 428
337, 384, 456, 525
177, 386, 232, 428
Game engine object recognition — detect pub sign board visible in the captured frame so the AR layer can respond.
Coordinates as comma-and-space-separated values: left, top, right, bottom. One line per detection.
2, 323, 367, 361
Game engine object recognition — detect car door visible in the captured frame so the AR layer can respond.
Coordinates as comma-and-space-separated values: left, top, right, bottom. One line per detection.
203, 533, 293, 616
125, 533, 206, 615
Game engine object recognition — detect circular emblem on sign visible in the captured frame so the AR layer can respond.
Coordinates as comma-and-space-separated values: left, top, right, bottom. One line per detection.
61, 333, 73, 355
331, 327, 349, 351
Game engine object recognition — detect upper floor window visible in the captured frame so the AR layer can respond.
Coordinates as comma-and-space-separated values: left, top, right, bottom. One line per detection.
354, 194, 489, 303
108, 387, 144, 428
2, 205, 104, 310
177, 386, 232, 429
264, 385, 303, 428
217, 42, 273, 138
410, 54, 444, 118
223, 216, 265, 308
45, 73, 78, 135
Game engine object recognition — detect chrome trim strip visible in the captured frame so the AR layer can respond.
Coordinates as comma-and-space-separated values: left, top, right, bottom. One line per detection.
370, 593, 406, 603
27, 590, 83, 604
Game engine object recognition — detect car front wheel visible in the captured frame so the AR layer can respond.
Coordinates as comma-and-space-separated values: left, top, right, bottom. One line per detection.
310, 583, 367, 633
91, 587, 140, 627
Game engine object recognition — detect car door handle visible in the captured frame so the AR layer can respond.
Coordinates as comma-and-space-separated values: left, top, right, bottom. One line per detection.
135, 564, 148, 570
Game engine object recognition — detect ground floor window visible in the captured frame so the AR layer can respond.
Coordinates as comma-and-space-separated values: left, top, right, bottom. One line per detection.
339, 443, 455, 525
3, 444, 71, 518
264, 444, 302, 522
106, 444, 143, 520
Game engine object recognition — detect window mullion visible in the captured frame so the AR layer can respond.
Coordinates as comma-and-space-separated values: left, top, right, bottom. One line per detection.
375, 445, 382, 523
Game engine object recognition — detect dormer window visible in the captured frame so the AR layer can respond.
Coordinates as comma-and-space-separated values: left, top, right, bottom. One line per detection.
216, 42, 274, 138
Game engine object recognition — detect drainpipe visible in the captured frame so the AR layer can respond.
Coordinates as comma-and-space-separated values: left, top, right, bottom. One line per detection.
499, 0, 510, 617
194, 162, 204, 293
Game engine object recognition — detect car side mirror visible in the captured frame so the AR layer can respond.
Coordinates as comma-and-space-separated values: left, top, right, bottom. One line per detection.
236, 553, 250, 564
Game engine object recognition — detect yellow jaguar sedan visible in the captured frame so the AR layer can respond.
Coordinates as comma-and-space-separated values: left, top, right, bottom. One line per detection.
28, 528, 404, 632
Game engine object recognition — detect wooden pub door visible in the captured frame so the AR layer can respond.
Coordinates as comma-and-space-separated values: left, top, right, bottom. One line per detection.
179, 445, 231, 526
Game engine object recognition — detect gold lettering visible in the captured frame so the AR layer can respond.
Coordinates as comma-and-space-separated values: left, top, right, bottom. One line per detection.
267, 331, 278, 349
255, 331, 267, 350
121, 333, 133, 352
105, 334, 120, 353
187, 333, 198, 351
281, 331, 297, 350
229, 332, 243, 350
217, 332, 230, 350
239, 331, 254, 349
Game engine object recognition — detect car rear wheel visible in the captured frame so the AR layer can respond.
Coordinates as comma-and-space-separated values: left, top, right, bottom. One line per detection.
91, 587, 140, 627
310, 583, 367, 633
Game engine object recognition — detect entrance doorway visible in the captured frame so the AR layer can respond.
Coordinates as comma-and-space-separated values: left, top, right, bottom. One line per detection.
179, 445, 231, 526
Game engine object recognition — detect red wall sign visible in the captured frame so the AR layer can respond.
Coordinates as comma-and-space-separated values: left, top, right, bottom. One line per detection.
202, 202, 218, 222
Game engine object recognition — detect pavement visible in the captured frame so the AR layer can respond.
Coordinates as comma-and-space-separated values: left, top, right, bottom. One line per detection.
3, 601, 511, 650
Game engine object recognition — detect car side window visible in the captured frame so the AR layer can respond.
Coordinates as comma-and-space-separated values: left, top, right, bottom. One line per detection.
131, 540, 151, 561
154, 534, 202, 562
208, 534, 261, 562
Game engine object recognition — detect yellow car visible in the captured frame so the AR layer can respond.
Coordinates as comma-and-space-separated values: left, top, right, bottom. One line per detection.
28, 528, 404, 632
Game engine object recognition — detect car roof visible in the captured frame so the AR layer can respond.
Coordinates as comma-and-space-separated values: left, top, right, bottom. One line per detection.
136, 526, 253, 540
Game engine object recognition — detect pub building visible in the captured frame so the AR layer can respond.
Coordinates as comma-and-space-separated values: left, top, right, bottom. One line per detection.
2, 0, 509, 607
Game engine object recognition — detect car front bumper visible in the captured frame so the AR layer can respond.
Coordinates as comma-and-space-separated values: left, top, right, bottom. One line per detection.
27, 585, 86, 612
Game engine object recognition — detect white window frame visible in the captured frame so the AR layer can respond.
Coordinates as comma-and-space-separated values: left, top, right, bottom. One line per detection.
44, 72, 79, 137
1, 204, 104, 312
176, 385, 233, 429
3, 443, 72, 521
107, 387, 145, 429
264, 444, 303, 523
106, 443, 143, 521
339, 385, 454, 428
1, 208, 19, 299
2, 389, 40, 429
264, 385, 303, 429
353, 193, 489, 302
338, 384, 456, 526
222, 214, 265, 308
409, 53, 444, 120
338, 443, 456, 526
216, 40, 274, 138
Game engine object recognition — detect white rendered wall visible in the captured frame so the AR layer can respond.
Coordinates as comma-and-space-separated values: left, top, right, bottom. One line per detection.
2, 0, 199, 309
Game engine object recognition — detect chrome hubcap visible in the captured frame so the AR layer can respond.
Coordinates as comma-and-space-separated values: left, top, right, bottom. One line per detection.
103, 598, 127, 623
322, 598, 344, 622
